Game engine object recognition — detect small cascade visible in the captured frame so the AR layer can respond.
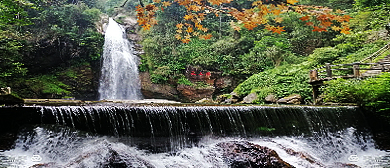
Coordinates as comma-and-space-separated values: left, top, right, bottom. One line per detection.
36, 106, 368, 138
98, 18, 143, 100
1, 105, 389, 168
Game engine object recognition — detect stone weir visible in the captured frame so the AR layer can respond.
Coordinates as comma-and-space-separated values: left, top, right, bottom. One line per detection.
0, 105, 367, 138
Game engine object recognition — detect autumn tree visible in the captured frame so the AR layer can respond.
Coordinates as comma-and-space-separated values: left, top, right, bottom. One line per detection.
135, 0, 352, 43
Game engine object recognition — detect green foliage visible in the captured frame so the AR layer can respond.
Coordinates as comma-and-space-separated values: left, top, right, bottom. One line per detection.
307, 47, 342, 67
234, 64, 312, 103
24, 75, 71, 96
177, 75, 193, 86
349, 5, 390, 31
150, 66, 172, 84
354, 0, 390, 8
0, 39, 27, 80
322, 73, 390, 120
194, 81, 210, 88
0, 0, 34, 27
241, 36, 296, 74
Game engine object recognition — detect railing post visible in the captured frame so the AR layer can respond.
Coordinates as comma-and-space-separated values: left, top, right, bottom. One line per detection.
312, 85, 320, 105
309, 70, 318, 82
353, 63, 360, 77
325, 63, 332, 78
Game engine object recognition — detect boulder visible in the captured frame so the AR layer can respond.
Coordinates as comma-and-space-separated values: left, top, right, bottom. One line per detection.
277, 94, 302, 104
230, 91, 241, 99
215, 94, 232, 103
0, 87, 11, 95
139, 72, 179, 101
241, 92, 258, 104
177, 84, 215, 103
217, 141, 293, 168
265, 94, 278, 103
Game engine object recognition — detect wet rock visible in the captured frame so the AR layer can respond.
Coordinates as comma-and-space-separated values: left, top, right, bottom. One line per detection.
241, 92, 258, 104
333, 162, 361, 168
140, 72, 179, 101
277, 94, 302, 104
215, 94, 232, 103
265, 94, 278, 103
30, 163, 57, 168
177, 84, 215, 103
0, 132, 18, 150
217, 141, 294, 168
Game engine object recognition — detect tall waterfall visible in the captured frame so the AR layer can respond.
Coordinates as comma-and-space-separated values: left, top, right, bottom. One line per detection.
98, 18, 143, 100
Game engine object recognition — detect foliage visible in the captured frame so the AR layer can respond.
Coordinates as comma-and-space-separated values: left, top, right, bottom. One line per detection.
234, 63, 312, 103
136, 0, 352, 43
322, 73, 390, 119
177, 75, 193, 86
0, 0, 103, 98
150, 66, 172, 84
23, 75, 71, 97
354, 0, 390, 8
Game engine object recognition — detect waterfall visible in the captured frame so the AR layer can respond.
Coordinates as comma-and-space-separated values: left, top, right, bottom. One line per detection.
98, 18, 143, 100
1, 105, 389, 167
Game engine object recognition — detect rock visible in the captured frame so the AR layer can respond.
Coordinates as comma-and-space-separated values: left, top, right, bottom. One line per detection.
177, 84, 215, 103
333, 162, 361, 168
277, 94, 302, 104
0, 87, 11, 95
0, 94, 24, 106
241, 92, 258, 104
215, 94, 232, 103
230, 91, 241, 99
215, 77, 233, 90
195, 98, 216, 104
265, 94, 278, 103
139, 72, 179, 101
217, 141, 293, 168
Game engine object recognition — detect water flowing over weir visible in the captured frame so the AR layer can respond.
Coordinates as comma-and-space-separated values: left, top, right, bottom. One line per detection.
1, 105, 389, 167
98, 18, 142, 100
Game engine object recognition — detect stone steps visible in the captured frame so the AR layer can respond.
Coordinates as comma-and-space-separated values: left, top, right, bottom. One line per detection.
362, 54, 390, 77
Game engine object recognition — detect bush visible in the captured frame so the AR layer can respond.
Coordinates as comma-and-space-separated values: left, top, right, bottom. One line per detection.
177, 75, 193, 86
150, 66, 172, 84
234, 64, 312, 103
322, 73, 390, 108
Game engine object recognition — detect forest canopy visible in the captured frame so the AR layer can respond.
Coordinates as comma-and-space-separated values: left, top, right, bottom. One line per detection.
135, 0, 352, 43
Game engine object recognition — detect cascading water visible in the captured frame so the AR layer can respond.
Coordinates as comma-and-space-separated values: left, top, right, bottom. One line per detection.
1, 105, 389, 168
98, 18, 143, 100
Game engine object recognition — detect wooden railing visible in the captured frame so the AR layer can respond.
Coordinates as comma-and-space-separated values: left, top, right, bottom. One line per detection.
309, 62, 390, 83
308, 42, 390, 103
360, 42, 390, 63
309, 42, 390, 84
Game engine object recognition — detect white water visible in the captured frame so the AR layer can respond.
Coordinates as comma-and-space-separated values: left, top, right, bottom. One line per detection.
1, 126, 389, 168
98, 18, 143, 100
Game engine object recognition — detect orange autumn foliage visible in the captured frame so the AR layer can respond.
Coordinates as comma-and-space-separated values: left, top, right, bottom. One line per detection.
136, 0, 352, 43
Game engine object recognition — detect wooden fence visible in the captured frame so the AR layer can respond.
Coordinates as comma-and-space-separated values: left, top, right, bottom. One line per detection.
309, 62, 390, 83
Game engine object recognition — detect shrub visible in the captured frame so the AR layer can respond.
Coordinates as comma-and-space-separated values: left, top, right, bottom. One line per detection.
177, 75, 193, 86
150, 66, 172, 84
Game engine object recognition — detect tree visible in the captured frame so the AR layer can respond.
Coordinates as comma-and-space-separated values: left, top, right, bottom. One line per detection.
135, 0, 352, 43
0, 0, 36, 86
